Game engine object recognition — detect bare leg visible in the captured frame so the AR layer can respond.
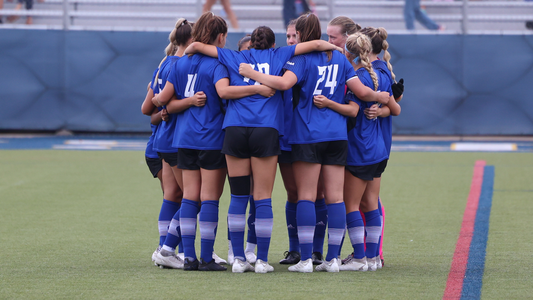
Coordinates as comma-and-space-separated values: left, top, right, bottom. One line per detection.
182, 169, 201, 202
279, 162, 298, 203
292, 161, 321, 202
320, 164, 344, 205
343, 170, 367, 213
360, 177, 380, 213
250, 155, 277, 200
162, 161, 182, 203
200, 168, 227, 201
202, 0, 217, 13
220, 0, 239, 29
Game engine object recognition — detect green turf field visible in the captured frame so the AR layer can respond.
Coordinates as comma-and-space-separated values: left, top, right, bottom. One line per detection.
1, 150, 532, 299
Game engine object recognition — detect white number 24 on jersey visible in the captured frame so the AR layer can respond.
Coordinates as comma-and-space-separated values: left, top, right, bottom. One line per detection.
313, 64, 339, 95
243, 63, 270, 85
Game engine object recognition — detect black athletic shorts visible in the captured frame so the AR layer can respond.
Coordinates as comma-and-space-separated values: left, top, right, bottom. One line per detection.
145, 156, 163, 178
278, 150, 292, 164
222, 126, 280, 158
291, 140, 348, 165
177, 148, 227, 170
158, 152, 178, 167
346, 159, 388, 181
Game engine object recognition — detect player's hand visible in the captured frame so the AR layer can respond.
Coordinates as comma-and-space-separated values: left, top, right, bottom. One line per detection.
239, 63, 254, 78
364, 104, 380, 119
313, 95, 330, 109
161, 108, 169, 122
392, 78, 404, 101
191, 91, 206, 107
257, 85, 276, 98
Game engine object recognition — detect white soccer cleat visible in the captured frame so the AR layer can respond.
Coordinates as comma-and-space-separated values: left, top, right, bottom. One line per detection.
255, 259, 274, 273
212, 252, 227, 265
232, 258, 255, 273
227, 251, 235, 266
178, 252, 184, 261
315, 258, 340, 273
339, 256, 368, 271
366, 256, 378, 271
288, 258, 313, 273
376, 257, 383, 269
245, 251, 257, 264
155, 250, 184, 269
152, 246, 161, 266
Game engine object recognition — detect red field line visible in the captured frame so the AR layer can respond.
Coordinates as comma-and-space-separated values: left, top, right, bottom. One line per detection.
443, 160, 486, 299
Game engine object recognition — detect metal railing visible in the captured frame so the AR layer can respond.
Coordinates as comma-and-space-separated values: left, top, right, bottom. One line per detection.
0, 0, 532, 33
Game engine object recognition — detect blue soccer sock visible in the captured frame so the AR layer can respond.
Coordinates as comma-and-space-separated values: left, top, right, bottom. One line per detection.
296, 200, 315, 261
158, 199, 181, 246
255, 198, 274, 262
313, 198, 327, 255
180, 199, 199, 262
346, 211, 365, 259
377, 199, 383, 258
364, 209, 382, 259
228, 194, 249, 261
246, 195, 257, 253
325, 203, 346, 262
285, 201, 299, 253
199, 200, 219, 263
162, 209, 181, 253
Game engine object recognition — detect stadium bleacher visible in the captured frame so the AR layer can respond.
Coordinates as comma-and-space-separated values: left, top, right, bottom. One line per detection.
1, 0, 532, 33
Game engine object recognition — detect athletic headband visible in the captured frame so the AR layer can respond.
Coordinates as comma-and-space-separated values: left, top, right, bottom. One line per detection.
344, 44, 355, 56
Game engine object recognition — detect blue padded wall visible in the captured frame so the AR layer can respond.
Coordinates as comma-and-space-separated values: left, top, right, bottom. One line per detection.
0, 29, 532, 135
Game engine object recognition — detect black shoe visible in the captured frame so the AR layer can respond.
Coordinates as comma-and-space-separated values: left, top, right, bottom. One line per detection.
198, 258, 227, 271
311, 252, 323, 265
279, 251, 301, 264
184, 258, 199, 271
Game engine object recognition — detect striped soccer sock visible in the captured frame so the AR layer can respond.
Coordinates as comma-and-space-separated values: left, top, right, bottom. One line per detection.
347, 211, 365, 259
364, 209, 382, 259
199, 200, 219, 263
228, 194, 249, 261
325, 202, 346, 262
297, 200, 316, 260
158, 199, 181, 246
246, 195, 257, 252
180, 199, 199, 262
285, 201, 299, 252
255, 198, 274, 262
162, 209, 181, 253
377, 199, 384, 259
313, 198, 327, 255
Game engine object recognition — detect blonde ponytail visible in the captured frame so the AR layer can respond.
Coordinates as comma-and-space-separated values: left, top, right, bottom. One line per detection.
377, 27, 396, 82
345, 32, 378, 91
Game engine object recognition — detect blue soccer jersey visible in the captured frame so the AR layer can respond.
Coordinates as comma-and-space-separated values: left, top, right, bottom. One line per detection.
145, 68, 160, 159
152, 56, 180, 153
284, 51, 356, 144
346, 67, 390, 166
217, 45, 296, 133
168, 54, 229, 150
372, 60, 394, 155
280, 88, 293, 151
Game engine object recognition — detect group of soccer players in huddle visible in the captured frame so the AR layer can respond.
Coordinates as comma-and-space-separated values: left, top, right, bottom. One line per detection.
141, 11, 404, 273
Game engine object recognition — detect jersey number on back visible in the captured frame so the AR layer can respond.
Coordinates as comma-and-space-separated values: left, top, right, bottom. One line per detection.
243, 63, 270, 85
313, 64, 339, 95
184, 74, 198, 97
